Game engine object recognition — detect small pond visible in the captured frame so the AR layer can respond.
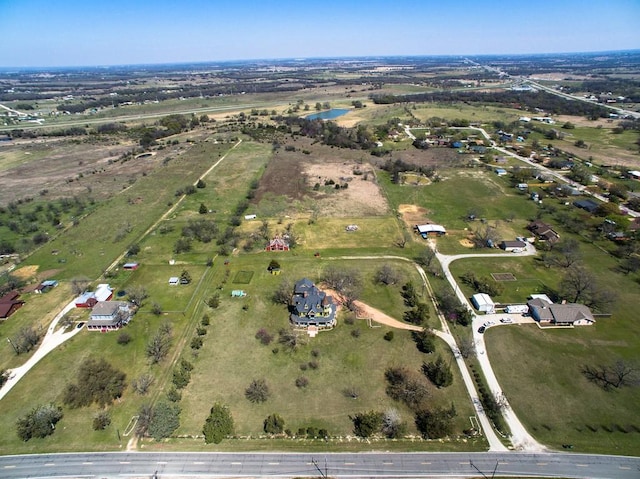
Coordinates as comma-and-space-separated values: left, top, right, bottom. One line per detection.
305, 108, 350, 120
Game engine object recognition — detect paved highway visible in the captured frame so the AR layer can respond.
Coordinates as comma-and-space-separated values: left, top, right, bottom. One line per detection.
0, 451, 638, 478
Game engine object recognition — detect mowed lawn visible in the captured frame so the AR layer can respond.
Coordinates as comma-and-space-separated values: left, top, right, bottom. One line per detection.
464, 235, 640, 455
487, 324, 640, 456
176, 256, 475, 441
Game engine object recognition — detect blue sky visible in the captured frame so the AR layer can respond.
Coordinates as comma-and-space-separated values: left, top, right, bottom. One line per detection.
1, 0, 639, 67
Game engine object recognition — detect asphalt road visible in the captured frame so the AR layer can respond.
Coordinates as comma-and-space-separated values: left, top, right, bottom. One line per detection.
0, 451, 638, 478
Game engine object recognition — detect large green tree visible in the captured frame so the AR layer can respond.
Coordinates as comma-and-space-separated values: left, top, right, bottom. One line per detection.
16, 404, 63, 441
350, 411, 383, 438
148, 401, 181, 440
63, 358, 126, 408
203, 403, 234, 444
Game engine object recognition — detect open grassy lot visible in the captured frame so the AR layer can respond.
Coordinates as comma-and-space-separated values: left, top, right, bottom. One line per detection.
448, 256, 557, 305
487, 324, 640, 456
287, 217, 402, 251
0, 255, 477, 453
411, 103, 525, 125
177, 256, 472, 440
378, 168, 538, 255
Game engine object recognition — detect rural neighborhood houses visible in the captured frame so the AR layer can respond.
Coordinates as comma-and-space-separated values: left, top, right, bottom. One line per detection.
290, 278, 336, 330
527, 297, 595, 326
74, 283, 113, 308
0, 291, 24, 319
87, 301, 133, 331
528, 220, 560, 244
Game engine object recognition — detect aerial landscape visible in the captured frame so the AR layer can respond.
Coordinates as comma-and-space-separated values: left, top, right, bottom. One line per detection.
1, 1, 640, 478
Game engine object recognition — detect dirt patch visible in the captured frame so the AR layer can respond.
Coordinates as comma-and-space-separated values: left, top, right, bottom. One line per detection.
254, 138, 389, 217
399, 204, 431, 227
304, 162, 388, 216
459, 239, 474, 248
11, 265, 39, 281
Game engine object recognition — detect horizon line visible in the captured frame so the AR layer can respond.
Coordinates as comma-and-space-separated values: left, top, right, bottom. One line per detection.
1, 48, 639, 71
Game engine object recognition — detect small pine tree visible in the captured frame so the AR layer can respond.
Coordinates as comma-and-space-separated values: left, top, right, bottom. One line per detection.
422, 355, 453, 388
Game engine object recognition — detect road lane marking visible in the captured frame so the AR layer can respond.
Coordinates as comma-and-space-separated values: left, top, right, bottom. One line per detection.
193, 461, 205, 465
619, 466, 631, 470
119, 462, 130, 464
82, 462, 93, 465
4, 466, 16, 469
383, 461, 393, 465
421, 462, 431, 465
268, 462, 280, 465
537, 463, 547, 466
344, 462, 355, 465
576, 464, 588, 467
231, 462, 242, 465
157, 461, 167, 465
45, 463, 55, 466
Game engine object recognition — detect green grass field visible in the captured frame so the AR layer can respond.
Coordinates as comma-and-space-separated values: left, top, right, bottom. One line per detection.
2, 97, 639, 456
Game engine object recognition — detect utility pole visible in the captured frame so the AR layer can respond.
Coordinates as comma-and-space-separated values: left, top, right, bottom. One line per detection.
7, 337, 18, 354
311, 458, 327, 479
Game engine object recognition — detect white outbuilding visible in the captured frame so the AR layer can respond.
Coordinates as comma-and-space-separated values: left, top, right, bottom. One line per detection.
471, 293, 495, 313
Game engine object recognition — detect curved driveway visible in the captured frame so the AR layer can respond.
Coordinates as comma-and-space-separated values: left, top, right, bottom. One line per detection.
431, 242, 546, 451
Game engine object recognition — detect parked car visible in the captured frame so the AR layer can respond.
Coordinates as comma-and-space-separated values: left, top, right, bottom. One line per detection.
500, 318, 513, 324
478, 326, 486, 334
76, 322, 85, 329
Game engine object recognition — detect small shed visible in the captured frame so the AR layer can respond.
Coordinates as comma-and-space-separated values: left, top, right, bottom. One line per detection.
35, 280, 59, 294
123, 262, 139, 270
472, 293, 495, 313
168, 277, 179, 286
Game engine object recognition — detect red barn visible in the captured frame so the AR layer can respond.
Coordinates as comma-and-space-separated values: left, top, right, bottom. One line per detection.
265, 236, 290, 252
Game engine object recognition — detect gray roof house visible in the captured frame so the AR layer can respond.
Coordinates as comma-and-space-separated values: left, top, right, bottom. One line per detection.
88, 301, 132, 331
527, 298, 595, 326
290, 278, 336, 330
500, 240, 527, 251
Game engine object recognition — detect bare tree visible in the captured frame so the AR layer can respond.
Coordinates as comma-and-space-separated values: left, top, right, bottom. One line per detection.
272, 278, 293, 305
127, 285, 149, 307
381, 408, 405, 438
559, 265, 616, 310
582, 360, 639, 391
374, 264, 402, 286
146, 326, 172, 364
458, 337, 476, 359
471, 224, 499, 248
278, 328, 305, 351
321, 265, 362, 311
70, 277, 90, 295
131, 373, 155, 395
416, 247, 436, 268
245, 378, 271, 403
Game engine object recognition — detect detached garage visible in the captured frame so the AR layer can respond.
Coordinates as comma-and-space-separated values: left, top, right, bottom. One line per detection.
472, 293, 495, 313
